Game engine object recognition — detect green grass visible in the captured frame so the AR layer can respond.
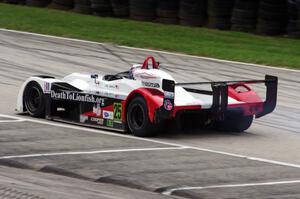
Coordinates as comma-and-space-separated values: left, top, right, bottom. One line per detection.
1, 3, 300, 69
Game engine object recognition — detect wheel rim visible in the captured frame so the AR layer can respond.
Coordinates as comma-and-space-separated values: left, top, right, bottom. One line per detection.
130, 104, 145, 129
26, 86, 42, 113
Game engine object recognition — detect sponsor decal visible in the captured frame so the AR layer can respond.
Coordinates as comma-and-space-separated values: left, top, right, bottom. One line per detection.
91, 117, 104, 125
93, 104, 102, 117
44, 82, 50, 93
106, 119, 114, 127
94, 90, 125, 100
164, 91, 174, 99
113, 102, 122, 121
103, 111, 114, 120
51, 90, 105, 105
142, 81, 160, 88
105, 84, 119, 89
164, 99, 173, 111
80, 115, 88, 123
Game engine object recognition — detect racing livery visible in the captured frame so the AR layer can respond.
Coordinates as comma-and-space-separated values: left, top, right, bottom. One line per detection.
16, 57, 278, 137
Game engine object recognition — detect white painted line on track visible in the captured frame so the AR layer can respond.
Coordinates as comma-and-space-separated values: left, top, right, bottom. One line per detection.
162, 180, 300, 195
1, 114, 300, 170
0, 28, 298, 73
0, 146, 187, 160
0, 119, 24, 123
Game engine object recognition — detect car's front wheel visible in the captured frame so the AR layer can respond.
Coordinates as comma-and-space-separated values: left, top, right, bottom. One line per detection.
127, 96, 157, 137
24, 81, 45, 118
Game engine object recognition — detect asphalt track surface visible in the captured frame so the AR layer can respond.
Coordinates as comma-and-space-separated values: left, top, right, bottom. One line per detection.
0, 29, 299, 199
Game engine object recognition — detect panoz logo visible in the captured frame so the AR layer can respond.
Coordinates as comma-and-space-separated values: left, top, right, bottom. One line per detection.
103, 111, 114, 120
142, 81, 160, 88
164, 99, 173, 111
51, 90, 105, 105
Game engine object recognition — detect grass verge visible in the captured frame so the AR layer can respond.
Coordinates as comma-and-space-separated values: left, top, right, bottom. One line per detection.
0, 3, 299, 69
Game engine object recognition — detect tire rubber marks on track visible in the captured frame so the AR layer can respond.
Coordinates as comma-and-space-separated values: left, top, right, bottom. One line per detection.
0, 28, 299, 73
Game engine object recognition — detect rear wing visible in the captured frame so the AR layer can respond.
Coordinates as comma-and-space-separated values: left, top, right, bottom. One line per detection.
162, 75, 278, 119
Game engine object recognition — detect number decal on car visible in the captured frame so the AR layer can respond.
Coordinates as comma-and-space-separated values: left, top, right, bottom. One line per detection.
114, 102, 122, 121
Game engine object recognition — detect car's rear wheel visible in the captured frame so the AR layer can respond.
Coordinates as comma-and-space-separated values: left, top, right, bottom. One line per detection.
127, 96, 157, 137
24, 81, 45, 118
213, 111, 253, 132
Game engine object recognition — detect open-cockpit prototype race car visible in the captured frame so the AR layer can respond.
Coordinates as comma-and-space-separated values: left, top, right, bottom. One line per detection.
16, 57, 278, 137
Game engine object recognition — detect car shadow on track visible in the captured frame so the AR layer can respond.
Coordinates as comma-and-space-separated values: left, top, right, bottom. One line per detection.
16, 114, 262, 141
154, 125, 262, 140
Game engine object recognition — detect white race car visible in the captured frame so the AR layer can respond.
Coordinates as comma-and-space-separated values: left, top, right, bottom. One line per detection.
16, 57, 278, 137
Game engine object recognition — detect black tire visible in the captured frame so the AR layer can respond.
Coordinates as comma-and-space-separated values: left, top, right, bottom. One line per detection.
287, 19, 298, 32
3, 0, 19, 4
287, 31, 300, 38
208, 17, 231, 30
127, 96, 157, 137
214, 111, 253, 133
158, 17, 178, 25
73, 4, 92, 14
234, 0, 259, 10
287, 0, 298, 20
130, 14, 155, 22
232, 24, 256, 33
53, 0, 74, 7
48, 2, 73, 10
24, 82, 45, 118
157, 9, 178, 18
232, 9, 257, 20
26, 0, 50, 7
113, 7, 129, 17
75, 0, 90, 5
129, 0, 156, 21
180, 18, 206, 27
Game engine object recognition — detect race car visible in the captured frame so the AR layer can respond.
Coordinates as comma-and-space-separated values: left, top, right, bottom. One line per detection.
16, 56, 278, 137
